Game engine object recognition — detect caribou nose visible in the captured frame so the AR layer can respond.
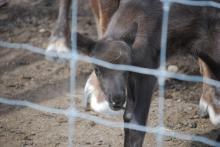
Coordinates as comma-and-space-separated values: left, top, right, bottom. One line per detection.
109, 95, 125, 111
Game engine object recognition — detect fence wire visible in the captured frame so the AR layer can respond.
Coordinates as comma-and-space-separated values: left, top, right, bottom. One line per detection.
0, 0, 220, 147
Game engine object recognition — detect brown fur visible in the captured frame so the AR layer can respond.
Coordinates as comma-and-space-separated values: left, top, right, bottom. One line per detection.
51, 0, 220, 146
77, 1, 220, 146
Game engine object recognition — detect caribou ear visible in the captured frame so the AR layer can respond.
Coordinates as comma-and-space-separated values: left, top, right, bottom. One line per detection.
77, 32, 96, 55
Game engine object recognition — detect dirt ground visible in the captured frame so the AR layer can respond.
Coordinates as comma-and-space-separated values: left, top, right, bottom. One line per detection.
0, 0, 219, 147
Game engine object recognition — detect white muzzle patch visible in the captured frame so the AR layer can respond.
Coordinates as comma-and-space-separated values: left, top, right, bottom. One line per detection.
84, 80, 124, 115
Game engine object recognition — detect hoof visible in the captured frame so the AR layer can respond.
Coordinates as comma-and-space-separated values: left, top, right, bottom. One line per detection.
46, 37, 70, 62
167, 65, 179, 73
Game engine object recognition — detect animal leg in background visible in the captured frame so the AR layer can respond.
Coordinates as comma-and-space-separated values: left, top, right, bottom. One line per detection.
47, 0, 70, 56
90, 0, 120, 38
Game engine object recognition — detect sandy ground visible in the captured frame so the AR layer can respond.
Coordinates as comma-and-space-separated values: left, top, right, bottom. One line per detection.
0, 0, 219, 147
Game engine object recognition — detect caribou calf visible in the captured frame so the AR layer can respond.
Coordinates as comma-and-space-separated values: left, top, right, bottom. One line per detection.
77, 0, 220, 146
48, 0, 220, 146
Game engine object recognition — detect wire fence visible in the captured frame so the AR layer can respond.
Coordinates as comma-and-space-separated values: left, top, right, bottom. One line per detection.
0, 0, 220, 146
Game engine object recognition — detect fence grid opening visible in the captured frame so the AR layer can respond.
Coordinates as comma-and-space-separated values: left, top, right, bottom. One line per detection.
1, 0, 220, 147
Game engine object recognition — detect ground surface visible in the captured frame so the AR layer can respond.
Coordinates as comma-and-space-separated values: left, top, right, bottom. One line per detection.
0, 0, 219, 147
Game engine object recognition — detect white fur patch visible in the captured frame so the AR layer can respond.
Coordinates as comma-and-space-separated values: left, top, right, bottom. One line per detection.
199, 97, 220, 125
90, 94, 123, 115
199, 97, 208, 117
208, 105, 220, 126
46, 42, 69, 53
46, 38, 69, 53
84, 80, 123, 115
83, 77, 95, 107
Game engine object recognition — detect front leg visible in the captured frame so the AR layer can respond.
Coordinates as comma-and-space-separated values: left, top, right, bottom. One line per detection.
124, 75, 156, 147
47, 0, 71, 59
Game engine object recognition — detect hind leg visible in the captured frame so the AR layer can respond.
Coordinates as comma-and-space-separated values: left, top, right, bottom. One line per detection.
90, 0, 102, 38
46, 0, 71, 59
199, 58, 220, 125
98, 0, 120, 36
90, 0, 120, 38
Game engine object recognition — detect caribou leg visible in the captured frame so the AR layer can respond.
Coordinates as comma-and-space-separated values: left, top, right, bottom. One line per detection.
124, 74, 156, 147
46, 0, 71, 60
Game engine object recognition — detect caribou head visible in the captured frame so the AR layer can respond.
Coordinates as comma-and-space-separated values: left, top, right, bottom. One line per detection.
77, 33, 131, 110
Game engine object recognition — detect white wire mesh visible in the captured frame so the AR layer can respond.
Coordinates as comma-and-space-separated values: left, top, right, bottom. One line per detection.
0, 0, 220, 146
